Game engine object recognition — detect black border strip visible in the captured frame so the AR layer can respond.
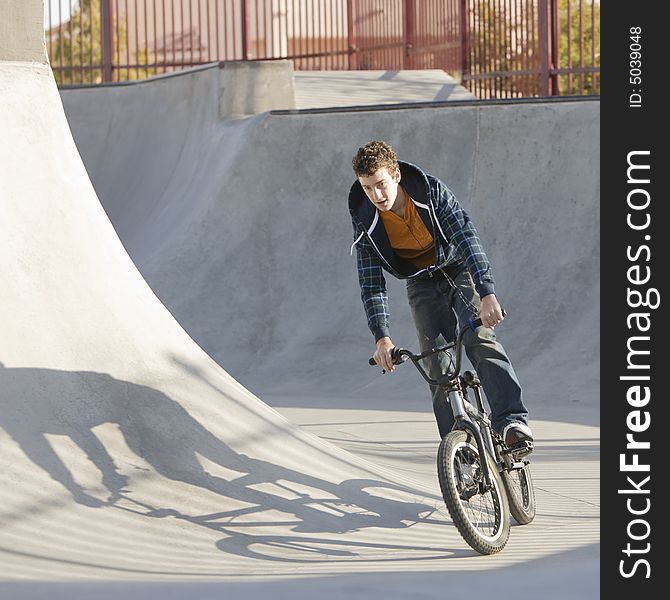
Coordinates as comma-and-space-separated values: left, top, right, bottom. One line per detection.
602, 4, 662, 595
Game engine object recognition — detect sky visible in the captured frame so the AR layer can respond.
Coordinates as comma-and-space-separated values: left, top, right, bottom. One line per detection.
44, 0, 78, 28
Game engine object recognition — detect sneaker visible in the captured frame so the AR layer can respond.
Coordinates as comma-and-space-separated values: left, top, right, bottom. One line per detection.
503, 422, 534, 447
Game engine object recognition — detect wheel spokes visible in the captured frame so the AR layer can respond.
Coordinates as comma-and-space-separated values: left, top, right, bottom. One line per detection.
453, 447, 501, 537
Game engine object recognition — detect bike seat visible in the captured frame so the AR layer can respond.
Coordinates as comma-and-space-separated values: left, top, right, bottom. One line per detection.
462, 370, 481, 386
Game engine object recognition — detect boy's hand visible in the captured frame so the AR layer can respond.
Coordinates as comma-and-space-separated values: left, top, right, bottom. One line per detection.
373, 337, 396, 373
480, 294, 505, 328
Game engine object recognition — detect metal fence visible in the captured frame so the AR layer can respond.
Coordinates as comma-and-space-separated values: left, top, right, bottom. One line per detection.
463, 0, 600, 97
45, 0, 599, 98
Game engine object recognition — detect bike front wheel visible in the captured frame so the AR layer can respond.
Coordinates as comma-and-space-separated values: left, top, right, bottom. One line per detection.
502, 461, 536, 525
437, 429, 510, 555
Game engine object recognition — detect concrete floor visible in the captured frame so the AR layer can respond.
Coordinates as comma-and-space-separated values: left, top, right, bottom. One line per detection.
293, 69, 476, 109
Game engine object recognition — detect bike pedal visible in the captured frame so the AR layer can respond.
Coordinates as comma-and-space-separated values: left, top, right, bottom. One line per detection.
504, 440, 534, 459
508, 440, 533, 458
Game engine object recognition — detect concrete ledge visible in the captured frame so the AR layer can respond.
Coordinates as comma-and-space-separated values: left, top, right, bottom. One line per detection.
218, 60, 296, 118
0, 0, 47, 63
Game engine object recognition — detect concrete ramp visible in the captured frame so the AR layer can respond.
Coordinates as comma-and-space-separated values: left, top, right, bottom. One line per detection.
1, 20, 454, 584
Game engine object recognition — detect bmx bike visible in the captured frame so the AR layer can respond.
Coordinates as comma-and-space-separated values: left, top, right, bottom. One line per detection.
369, 313, 535, 555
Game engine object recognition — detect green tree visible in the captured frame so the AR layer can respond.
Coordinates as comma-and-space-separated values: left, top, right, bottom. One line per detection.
463, 0, 600, 98
47, 0, 153, 85
465, 0, 545, 98
47, 0, 102, 85
557, 0, 600, 95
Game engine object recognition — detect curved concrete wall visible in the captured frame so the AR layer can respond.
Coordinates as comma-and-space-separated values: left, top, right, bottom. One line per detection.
61, 69, 599, 411
1, 29, 449, 586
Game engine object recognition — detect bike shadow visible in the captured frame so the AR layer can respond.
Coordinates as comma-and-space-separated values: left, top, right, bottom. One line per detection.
0, 361, 467, 561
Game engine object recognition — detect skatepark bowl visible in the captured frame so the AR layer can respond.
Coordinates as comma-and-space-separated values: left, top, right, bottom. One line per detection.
1, 1, 599, 598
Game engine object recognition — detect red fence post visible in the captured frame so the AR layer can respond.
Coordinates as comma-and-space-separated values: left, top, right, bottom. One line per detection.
241, 0, 250, 60
404, 0, 416, 69
347, 0, 357, 69
100, 0, 113, 82
460, 0, 469, 86
549, 0, 560, 94
537, 0, 550, 96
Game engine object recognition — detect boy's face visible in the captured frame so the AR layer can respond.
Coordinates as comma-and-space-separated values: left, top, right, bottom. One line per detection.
357, 167, 401, 212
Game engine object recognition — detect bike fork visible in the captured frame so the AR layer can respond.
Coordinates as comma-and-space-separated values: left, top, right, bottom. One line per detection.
469, 384, 498, 461
448, 388, 495, 490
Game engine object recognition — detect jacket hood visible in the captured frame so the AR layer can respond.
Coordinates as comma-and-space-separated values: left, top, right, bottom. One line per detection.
348, 161, 431, 229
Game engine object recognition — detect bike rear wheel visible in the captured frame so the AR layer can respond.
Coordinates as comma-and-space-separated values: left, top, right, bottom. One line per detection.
437, 429, 510, 554
502, 462, 536, 525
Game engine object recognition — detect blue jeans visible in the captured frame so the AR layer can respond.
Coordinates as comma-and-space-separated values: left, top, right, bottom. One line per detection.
406, 269, 529, 438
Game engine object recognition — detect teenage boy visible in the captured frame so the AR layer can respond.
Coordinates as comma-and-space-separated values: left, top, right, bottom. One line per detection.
348, 140, 532, 450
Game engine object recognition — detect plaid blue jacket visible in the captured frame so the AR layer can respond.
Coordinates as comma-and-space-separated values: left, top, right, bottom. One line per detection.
348, 161, 495, 342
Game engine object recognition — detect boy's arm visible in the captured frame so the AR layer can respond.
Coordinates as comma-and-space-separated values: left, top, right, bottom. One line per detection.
355, 239, 391, 342
356, 246, 400, 372
432, 178, 505, 327
432, 178, 496, 299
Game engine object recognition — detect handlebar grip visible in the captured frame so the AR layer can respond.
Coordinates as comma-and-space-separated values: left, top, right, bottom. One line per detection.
468, 316, 483, 331
369, 347, 403, 368
468, 308, 507, 331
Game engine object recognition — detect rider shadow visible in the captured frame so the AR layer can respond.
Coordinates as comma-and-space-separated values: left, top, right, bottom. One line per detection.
0, 361, 453, 559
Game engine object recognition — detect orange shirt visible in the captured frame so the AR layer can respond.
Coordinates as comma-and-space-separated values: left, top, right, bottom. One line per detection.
379, 191, 437, 269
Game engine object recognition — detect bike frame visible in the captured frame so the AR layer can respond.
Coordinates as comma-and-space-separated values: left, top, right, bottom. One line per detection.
371, 312, 535, 553
383, 315, 527, 491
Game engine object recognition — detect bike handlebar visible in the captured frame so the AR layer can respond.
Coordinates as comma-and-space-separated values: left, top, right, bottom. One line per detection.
368, 310, 507, 383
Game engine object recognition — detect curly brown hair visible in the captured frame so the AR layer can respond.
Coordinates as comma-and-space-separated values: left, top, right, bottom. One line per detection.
352, 140, 399, 177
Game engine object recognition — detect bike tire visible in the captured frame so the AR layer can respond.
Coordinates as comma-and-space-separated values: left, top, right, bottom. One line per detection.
502, 462, 536, 525
437, 429, 510, 555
